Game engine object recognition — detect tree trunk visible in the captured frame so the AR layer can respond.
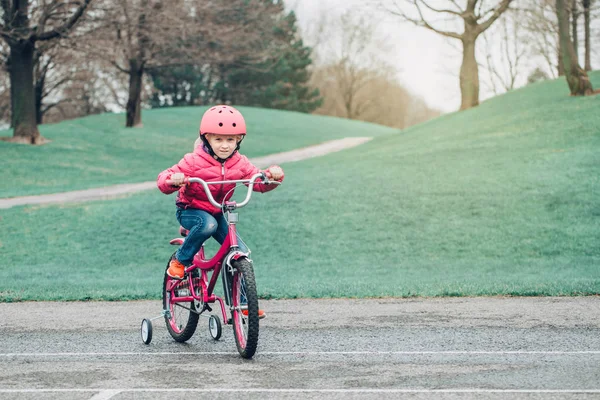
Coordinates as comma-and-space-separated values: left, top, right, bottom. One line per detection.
558, 40, 565, 76
35, 69, 45, 125
126, 59, 144, 128
459, 37, 479, 110
572, 0, 579, 59
556, 0, 594, 95
8, 54, 15, 129
583, 0, 592, 71
7, 41, 43, 144
344, 63, 356, 119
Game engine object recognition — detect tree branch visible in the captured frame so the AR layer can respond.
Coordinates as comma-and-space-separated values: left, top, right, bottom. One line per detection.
476, 0, 514, 34
42, 76, 71, 98
449, 0, 461, 10
33, 0, 93, 41
41, 98, 70, 114
388, 0, 462, 39
111, 59, 130, 74
414, 0, 462, 39
418, 0, 462, 16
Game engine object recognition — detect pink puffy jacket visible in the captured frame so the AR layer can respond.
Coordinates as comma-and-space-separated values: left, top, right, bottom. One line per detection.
157, 147, 281, 214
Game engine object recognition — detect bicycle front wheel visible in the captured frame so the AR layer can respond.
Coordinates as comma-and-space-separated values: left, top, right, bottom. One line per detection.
230, 258, 259, 359
163, 255, 199, 343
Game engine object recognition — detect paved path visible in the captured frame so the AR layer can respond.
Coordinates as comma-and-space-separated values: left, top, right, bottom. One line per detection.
0, 137, 372, 209
1, 297, 599, 399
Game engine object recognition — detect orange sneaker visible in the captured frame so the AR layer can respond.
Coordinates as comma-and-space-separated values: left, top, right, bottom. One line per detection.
167, 258, 185, 280
242, 309, 266, 319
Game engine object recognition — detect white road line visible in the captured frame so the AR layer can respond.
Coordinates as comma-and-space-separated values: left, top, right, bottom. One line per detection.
1, 351, 600, 357
89, 390, 121, 400
0, 389, 600, 394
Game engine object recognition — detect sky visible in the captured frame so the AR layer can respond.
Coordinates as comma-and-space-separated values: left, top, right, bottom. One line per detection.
287, 0, 465, 113
285, 0, 600, 114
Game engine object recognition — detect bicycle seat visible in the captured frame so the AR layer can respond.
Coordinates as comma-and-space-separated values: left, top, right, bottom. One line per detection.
179, 226, 189, 237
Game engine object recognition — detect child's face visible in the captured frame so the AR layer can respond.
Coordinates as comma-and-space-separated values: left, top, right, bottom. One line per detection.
205, 134, 241, 159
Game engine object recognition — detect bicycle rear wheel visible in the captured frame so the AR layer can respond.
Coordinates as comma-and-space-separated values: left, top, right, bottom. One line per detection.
230, 258, 259, 359
163, 255, 199, 342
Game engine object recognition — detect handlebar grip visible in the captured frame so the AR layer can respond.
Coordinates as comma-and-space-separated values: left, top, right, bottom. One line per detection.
166, 177, 188, 186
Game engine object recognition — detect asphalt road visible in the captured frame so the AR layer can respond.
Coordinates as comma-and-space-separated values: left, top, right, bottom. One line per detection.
1, 297, 599, 399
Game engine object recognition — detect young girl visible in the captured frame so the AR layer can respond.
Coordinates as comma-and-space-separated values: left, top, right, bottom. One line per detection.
157, 105, 284, 318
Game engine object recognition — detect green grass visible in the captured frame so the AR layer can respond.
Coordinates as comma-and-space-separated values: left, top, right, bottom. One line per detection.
1, 73, 599, 301
0, 106, 397, 197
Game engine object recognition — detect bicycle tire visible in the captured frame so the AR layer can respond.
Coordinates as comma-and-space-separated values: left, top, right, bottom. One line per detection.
230, 258, 259, 359
163, 254, 200, 343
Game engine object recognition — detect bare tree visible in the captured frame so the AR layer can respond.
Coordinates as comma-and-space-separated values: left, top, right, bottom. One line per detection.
33, 41, 74, 124
572, 0, 580, 59
1, 24, 114, 126
37, 48, 111, 123
306, 8, 439, 128
312, 61, 439, 129
323, 12, 387, 120
89, 0, 281, 128
480, 6, 529, 94
385, 0, 514, 110
582, 0, 593, 70
521, 0, 563, 78
85, 0, 181, 127
523, 0, 598, 77
0, 0, 92, 144
312, 63, 382, 121
306, 11, 379, 120
556, 0, 594, 95
0, 60, 10, 124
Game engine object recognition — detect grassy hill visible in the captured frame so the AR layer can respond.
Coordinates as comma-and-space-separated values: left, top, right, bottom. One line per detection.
0, 106, 397, 197
1, 73, 599, 301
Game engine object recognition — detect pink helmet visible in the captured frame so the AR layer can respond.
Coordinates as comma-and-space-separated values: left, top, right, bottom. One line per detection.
199, 105, 246, 136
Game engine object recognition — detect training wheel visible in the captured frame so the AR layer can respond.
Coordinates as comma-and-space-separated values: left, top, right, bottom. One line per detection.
209, 315, 222, 340
141, 318, 153, 345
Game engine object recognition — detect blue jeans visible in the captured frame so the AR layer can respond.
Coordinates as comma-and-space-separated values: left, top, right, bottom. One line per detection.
175, 208, 249, 265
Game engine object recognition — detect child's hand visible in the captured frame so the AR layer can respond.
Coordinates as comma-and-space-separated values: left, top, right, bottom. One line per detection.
266, 165, 284, 182
169, 173, 186, 187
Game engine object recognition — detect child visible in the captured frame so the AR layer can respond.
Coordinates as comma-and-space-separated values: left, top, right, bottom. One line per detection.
157, 105, 284, 318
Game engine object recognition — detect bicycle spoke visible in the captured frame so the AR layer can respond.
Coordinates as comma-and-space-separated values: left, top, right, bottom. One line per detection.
162, 258, 199, 342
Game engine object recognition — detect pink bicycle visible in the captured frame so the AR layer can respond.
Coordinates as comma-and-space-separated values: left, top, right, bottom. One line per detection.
140, 172, 280, 359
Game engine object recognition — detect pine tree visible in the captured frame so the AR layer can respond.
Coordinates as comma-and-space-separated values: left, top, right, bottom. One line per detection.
148, 5, 321, 113
228, 11, 322, 113
149, 65, 209, 108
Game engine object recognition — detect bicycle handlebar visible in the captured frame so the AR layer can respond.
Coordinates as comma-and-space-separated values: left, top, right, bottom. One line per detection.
166, 172, 281, 209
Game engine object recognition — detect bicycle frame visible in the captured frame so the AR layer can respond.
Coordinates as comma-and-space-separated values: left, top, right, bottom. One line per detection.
165, 173, 278, 325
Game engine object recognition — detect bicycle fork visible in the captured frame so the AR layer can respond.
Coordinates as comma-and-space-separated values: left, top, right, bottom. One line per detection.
221, 251, 252, 324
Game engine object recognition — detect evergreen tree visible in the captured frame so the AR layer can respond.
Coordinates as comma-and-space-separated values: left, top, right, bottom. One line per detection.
148, 7, 322, 113
149, 65, 209, 108
228, 11, 322, 113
